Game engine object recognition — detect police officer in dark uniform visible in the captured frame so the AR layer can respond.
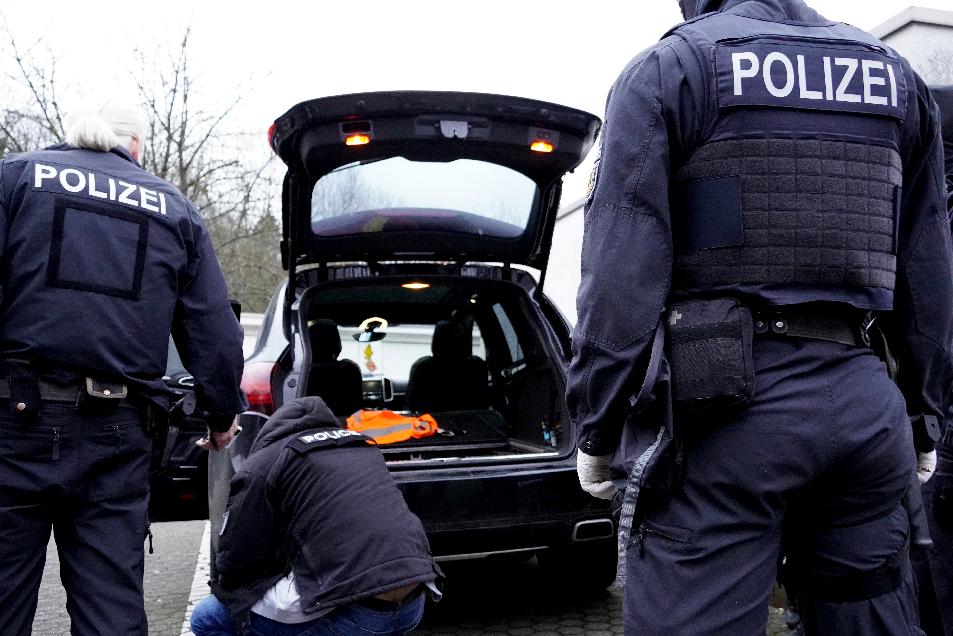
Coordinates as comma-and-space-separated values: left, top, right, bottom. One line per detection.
568, 1, 953, 633
190, 397, 442, 636
0, 100, 246, 635
912, 83, 953, 636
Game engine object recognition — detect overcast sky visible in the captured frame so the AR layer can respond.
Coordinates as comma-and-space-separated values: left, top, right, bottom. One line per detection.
1, 0, 949, 199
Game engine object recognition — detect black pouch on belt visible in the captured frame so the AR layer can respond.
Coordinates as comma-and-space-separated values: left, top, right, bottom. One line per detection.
7, 359, 40, 418
78, 377, 128, 411
665, 297, 755, 413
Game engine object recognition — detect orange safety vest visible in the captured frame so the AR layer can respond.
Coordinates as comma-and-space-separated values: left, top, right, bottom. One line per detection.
345, 410, 438, 445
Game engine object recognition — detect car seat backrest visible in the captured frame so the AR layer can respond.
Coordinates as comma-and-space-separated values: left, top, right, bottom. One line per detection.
406, 320, 490, 413
306, 319, 363, 416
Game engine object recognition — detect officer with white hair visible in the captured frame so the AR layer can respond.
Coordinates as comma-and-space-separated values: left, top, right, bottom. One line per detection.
0, 100, 246, 635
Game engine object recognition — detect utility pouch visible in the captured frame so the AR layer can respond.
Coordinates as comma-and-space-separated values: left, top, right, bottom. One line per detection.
84, 377, 128, 400
665, 297, 755, 413
7, 359, 39, 418
78, 377, 128, 411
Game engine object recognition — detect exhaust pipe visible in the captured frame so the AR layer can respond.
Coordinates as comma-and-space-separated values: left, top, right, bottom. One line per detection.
572, 518, 615, 543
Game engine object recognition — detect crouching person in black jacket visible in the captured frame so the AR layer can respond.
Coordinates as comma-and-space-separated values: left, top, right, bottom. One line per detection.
191, 397, 443, 636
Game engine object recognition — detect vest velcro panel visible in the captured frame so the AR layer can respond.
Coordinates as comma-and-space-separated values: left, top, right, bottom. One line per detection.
672, 138, 901, 291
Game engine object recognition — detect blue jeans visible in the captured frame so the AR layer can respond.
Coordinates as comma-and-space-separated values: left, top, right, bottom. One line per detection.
190, 594, 425, 636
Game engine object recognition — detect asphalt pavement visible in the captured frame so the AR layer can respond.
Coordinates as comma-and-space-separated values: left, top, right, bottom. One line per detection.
32, 520, 792, 635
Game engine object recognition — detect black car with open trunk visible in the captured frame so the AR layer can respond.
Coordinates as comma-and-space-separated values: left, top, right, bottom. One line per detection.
208, 91, 616, 588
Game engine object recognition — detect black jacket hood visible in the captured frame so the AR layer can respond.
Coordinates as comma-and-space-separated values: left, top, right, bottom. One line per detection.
680, 0, 825, 22
250, 396, 340, 452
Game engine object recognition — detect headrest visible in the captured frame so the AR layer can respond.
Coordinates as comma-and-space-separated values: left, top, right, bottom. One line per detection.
431, 320, 469, 359
309, 319, 342, 362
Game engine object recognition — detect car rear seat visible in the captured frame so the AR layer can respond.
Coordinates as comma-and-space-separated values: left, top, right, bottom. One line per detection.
406, 320, 490, 413
305, 319, 363, 416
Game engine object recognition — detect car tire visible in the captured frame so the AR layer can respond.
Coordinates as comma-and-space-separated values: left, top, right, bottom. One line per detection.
537, 539, 618, 592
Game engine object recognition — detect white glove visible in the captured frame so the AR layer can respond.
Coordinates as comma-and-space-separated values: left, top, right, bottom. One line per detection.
918, 450, 938, 484
576, 451, 616, 499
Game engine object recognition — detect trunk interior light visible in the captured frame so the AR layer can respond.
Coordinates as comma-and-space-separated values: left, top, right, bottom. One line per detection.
345, 134, 371, 146
402, 282, 430, 290
530, 140, 555, 153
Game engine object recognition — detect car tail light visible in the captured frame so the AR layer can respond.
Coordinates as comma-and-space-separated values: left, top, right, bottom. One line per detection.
267, 122, 278, 150
242, 362, 278, 415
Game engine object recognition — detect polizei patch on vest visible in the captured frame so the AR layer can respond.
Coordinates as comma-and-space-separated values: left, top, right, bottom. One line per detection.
714, 40, 907, 120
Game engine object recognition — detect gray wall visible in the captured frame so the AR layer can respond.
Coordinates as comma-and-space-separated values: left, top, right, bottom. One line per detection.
882, 22, 953, 84
548, 200, 585, 324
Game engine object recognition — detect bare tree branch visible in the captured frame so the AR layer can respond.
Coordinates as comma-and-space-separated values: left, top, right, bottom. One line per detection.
0, 21, 282, 312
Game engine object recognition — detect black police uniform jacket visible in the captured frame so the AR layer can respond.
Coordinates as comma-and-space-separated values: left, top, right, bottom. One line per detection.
567, 0, 953, 477
211, 397, 441, 626
0, 143, 245, 424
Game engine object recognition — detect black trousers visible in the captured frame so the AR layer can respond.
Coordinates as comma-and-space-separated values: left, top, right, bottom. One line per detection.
0, 400, 151, 636
624, 338, 922, 635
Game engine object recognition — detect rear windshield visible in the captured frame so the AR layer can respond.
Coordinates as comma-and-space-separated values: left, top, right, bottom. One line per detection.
311, 158, 538, 238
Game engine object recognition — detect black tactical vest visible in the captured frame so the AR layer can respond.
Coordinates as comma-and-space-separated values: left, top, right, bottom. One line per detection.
668, 12, 910, 298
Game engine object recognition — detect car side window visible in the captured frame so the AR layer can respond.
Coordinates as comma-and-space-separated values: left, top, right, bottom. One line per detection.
492, 303, 524, 367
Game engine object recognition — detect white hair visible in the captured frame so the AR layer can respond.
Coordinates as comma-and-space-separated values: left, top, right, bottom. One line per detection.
66, 99, 146, 153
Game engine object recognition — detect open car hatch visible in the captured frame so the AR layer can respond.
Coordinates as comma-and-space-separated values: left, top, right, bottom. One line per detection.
270, 91, 601, 271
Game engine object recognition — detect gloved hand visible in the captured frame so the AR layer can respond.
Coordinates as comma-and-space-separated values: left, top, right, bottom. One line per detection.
196, 418, 242, 452
576, 450, 616, 499
918, 450, 938, 484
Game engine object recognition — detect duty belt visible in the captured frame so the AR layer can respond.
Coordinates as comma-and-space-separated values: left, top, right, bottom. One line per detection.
752, 305, 873, 348
0, 372, 132, 407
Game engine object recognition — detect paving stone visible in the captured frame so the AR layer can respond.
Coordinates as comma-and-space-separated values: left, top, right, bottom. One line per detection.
28, 523, 795, 636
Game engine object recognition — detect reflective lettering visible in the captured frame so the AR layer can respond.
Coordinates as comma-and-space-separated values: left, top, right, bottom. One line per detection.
140, 188, 159, 213
117, 181, 139, 207
861, 60, 888, 105
299, 429, 361, 444
34, 163, 57, 188
29, 164, 168, 215
834, 58, 861, 103
763, 52, 795, 97
732, 51, 760, 95
59, 168, 86, 193
797, 55, 822, 100
719, 46, 905, 117
88, 173, 108, 199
